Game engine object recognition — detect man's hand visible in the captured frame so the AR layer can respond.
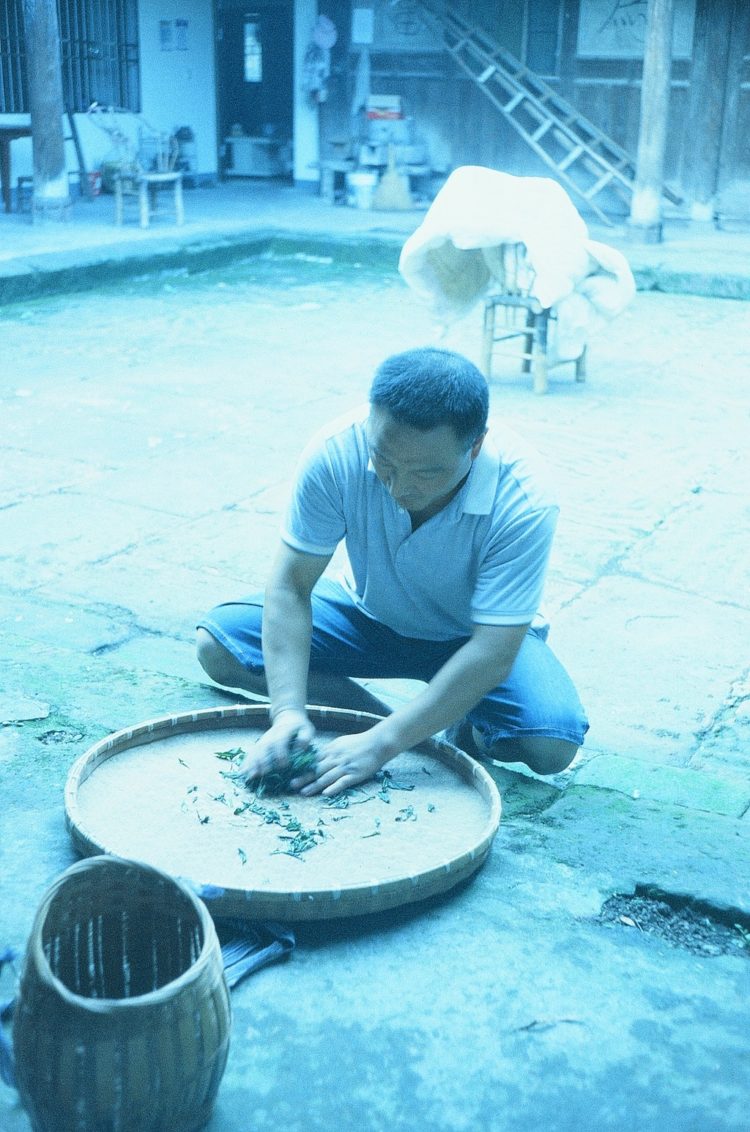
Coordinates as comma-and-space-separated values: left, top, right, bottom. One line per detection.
235, 708, 315, 785
294, 729, 394, 797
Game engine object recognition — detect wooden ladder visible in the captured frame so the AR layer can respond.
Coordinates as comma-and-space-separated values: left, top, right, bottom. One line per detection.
65, 108, 94, 201
417, 0, 683, 226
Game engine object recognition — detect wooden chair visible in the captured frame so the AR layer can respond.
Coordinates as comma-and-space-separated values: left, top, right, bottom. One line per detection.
481, 242, 586, 394
113, 127, 184, 229
114, 168, 184, 228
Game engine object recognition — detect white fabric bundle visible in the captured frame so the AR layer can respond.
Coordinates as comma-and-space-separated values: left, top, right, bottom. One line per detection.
399, 165, 636, 362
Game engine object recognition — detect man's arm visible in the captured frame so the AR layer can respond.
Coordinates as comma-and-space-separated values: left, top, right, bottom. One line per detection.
298, 621, 528, 796
236, 542, 331, 779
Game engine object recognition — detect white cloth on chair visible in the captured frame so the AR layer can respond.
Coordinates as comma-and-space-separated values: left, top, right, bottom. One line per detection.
398, 165, 635, 362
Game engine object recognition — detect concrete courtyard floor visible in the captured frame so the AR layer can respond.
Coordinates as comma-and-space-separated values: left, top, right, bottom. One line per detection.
1, 180, 749, 1130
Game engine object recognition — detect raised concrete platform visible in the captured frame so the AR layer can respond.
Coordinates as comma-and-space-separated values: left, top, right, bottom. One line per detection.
1, 180, 750, 304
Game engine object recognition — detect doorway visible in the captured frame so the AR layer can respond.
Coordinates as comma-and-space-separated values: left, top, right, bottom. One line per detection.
215, 0, 294, 177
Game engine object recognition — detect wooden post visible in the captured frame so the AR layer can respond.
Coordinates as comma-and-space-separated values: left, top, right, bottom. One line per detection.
23, 0, 71, 220
628, 0, 674, 242
717, 0, 750, 215
681, 0, 733, 222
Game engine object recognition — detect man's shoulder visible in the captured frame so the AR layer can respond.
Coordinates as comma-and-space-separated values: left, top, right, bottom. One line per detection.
298, 404, 369, 466
312, 403, 369, 444
487, 424, 558, 516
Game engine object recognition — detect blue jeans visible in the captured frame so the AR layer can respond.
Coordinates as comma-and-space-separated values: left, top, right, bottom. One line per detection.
198, 578, 589, 748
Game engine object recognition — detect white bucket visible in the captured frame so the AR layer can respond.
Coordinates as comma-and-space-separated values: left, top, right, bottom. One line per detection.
346, 170, 378, 210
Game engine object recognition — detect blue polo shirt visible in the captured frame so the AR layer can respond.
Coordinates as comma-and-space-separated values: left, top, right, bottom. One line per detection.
281, 410, 558, 642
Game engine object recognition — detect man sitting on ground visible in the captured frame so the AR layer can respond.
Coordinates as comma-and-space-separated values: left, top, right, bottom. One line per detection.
196, 346, 588, 796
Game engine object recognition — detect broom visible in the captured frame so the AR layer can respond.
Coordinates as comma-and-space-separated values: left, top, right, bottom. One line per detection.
372, 144, 412, 210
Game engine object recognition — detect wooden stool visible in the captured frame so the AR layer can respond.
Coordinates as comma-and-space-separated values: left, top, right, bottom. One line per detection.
114, 170, 184, 228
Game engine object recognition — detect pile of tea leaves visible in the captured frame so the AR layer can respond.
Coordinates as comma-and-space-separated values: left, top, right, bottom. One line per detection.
216, 742, 320, 796
178, 746, 437, 864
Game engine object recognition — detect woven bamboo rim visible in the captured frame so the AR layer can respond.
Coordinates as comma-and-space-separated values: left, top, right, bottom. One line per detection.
65, 704, 501, 921
23, 855, 221, 1011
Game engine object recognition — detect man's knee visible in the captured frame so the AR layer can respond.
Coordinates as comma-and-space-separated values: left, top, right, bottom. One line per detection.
482, 731, 579, 775
514, 736, 579, 775
196, 628, 246, 687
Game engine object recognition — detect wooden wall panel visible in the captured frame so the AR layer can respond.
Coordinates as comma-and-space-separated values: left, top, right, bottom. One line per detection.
318, 1, 749, 211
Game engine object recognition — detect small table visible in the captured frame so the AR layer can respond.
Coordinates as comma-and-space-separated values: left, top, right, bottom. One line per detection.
0, 124, 32, 212
224, 136, 285, 178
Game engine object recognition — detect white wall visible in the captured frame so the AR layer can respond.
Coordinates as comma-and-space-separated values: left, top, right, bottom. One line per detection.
0, 113, 105, 189
1, 0, 218, 188
2, 0, 326, 190
138, 0, 218, 176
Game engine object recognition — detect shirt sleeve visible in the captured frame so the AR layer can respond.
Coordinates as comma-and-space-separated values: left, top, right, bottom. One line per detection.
471, 506, 558, 626
280, 438, 347, 556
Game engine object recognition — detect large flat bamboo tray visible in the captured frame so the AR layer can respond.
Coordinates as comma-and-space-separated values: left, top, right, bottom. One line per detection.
65, 705, 501, 921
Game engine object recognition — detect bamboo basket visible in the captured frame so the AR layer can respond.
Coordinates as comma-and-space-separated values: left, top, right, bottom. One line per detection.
12, 855, 231, 1132
65, 705, 502, 921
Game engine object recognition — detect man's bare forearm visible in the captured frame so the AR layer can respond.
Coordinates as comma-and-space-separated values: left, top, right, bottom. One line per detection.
369, 627, 527, 758
261, 584, 313, 720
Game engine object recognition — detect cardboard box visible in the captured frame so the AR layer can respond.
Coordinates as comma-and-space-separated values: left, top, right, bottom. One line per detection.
366, 95, 402, 120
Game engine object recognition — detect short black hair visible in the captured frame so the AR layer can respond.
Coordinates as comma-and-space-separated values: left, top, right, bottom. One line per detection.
369, 348, 489, 448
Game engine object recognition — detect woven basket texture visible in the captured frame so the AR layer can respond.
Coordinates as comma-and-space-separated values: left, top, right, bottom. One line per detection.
13, 856, 231, 1132
65, 704, 501, 921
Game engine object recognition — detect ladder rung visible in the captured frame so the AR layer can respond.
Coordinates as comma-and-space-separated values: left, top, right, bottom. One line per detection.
607, 156, 634, 174
557, 145, 585, 171
584, 170, 617, 198
585, 137, 629, 165
503, 91, 526, 113
477, 64, 496, 83
531, 120, 554, 142
578, 147, 633, 186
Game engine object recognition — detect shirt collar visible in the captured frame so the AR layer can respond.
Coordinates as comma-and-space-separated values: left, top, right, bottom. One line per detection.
461, 437, 499, 515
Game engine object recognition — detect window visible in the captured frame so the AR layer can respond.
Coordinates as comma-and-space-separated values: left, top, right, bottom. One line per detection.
0, 0, 140, 114
0, 0, 27, 112
243, 15, 262, 83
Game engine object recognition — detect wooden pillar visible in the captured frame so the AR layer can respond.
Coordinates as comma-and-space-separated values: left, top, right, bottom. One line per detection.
717, 1, 750, 205
23, 0, 71, 220
680, 0, 733, 222
628, 0, 674, 242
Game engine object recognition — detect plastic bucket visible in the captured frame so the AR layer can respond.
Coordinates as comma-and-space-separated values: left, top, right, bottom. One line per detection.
346, 170, 378, 210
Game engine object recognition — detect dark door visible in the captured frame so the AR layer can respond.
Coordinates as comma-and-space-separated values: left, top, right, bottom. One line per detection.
215, 0, 294, 150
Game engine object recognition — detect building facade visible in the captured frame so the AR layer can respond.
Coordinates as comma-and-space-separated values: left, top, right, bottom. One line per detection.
1, 0, 748, 221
